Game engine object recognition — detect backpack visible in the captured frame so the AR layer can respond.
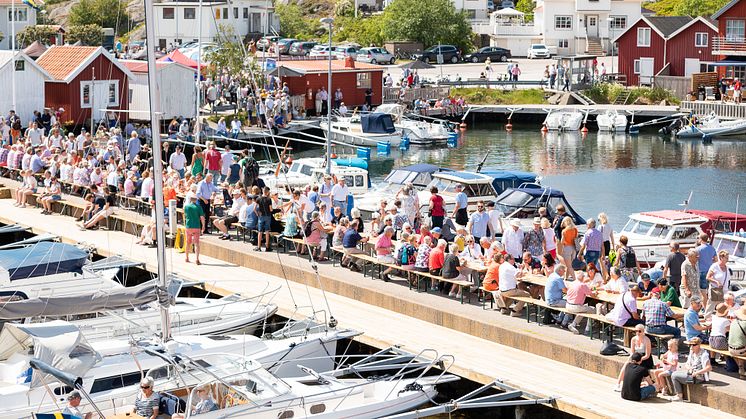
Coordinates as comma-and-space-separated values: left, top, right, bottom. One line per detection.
11, 117, 21, 131
396, 244, 415, 266
600, 340, 629, 356
619, 247, 637, 268
303, 220, 314, 237
242, 157, 260, 186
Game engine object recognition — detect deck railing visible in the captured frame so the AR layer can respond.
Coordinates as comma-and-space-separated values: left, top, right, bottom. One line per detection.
680, 100, 746, 120
711, 36, 746, 55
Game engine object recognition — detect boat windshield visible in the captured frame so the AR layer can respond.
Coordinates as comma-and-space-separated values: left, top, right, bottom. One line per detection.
188, 369, 290, 415
671, 226, 700, 241
289, 163, 313, 177
714, 237, 746, 258
385, 170, 418, 185
495, 190, 539, 218
622, 218, 636, 233
633, 221, 654, 235
650, 224, 671, 239
427, 178, 458, 195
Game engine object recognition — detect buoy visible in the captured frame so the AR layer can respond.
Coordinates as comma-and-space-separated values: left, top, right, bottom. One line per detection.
506, 121, 513, 131
459, 122, 467, 129
330, 153, 338, 159
285, 156, 293, 164
581, 125, 589, 134
541, 124, 548, 133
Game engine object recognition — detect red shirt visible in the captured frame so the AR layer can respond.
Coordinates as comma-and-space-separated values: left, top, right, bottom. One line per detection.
428, 247, 444, 270
430, 194, 445, 217
205, 149, 222, 170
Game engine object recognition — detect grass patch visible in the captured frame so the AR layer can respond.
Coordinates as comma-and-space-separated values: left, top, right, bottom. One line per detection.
450, 88, 547, 105
206, 111, 248, 125
583, 83, 680, 105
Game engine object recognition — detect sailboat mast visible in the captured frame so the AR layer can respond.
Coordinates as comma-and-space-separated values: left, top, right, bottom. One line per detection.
143, 0, 171, 341
195, 0, 202, 143
11, 0, 16, 112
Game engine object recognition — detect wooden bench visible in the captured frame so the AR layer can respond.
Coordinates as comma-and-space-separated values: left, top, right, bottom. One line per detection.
478, 286, 494, 310
701, 344, 746, 363
407, 269, 472, 304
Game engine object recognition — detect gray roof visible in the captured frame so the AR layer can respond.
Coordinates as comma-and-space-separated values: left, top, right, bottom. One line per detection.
646, 16, 694, 38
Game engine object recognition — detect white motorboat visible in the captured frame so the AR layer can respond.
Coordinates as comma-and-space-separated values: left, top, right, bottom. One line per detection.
321, 113, 403, 146
673, 112, 746, 139
356, 164, 449, 218
260, 158, 369, 196
596, 110, 627, 132
618, 210, 709, 266
544, 110, 584, 131
376, 104, 454, 145
712, 232, 746, 287
0, 320, 360, 419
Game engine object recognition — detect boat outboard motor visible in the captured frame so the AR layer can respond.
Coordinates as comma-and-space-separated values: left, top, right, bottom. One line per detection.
659, 116, 686, 136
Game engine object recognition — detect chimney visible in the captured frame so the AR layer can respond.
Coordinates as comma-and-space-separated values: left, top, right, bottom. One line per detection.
344, 55, 355, 68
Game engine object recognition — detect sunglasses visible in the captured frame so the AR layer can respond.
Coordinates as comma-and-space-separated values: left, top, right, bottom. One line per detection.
141, 385, 150, 389
636, 330, 644, 333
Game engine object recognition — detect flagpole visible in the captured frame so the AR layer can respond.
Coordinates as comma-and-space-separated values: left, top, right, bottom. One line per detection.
11, 0, 17, 113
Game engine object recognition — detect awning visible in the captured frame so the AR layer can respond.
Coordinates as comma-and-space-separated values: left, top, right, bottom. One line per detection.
710, 57, 746, 67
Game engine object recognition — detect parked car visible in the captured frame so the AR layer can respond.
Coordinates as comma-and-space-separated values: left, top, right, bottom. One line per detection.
333, 45, 359, 60
356, 47, 395, 65
257, 36, 279, 51
275, 38, 298, 55
464, 46, 511, 63
309, 44, 333, 57
526, 44, 550, 59
413, 45, 462, 64
289, 41, 318, 56
498, 0, 514, 9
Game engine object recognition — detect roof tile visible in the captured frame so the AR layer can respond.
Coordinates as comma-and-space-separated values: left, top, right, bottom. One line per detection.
36, 46, 99, 81
278, 59, 383, 73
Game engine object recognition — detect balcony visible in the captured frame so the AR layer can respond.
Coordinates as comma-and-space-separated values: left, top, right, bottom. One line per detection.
494, 22, 540, 36
712, 36, 746, 56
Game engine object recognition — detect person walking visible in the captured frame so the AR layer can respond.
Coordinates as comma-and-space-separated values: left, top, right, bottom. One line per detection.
704, 250, 730, 317
184, 195, 205, 265
196, 173, 219, 234
428, 186, 446, 229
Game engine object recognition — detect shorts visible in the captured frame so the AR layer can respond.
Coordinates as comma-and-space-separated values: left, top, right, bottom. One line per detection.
221, 215, 239, 225
104, 207, 116, 217
50, 194, 61, 201
186, 227, 200, 244
584, 250, 600, 266
729, 346, 746, 357
257, 215, 272, 232
377, 254, 395, 264
699, 272, 709, 290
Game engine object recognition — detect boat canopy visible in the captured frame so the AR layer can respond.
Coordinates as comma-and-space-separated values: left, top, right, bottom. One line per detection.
685, 209, 746, 235
384, 164, 450, 187
494, 186, 585, 226
0, 242, 88, 281
481, 170, 539, 195
0, 321, 101, 387
361, 113, 396, 134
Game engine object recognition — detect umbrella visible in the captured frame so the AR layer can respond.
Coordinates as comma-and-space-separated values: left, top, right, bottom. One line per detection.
399, 60, 435, 70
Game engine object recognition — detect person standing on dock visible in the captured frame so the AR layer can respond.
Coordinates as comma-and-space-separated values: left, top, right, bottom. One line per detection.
428, 186, 446, 229
255, 186, 274, 252
196, 173, 218, 234
184, 194, 205, 265
734, 78, 742, 104
452, 184, 468, 226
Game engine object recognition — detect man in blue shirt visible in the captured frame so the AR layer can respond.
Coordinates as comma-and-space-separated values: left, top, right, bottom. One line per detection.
196, 173, 219, 233
342, 220, 368, 272
30, 148, 45, 173
545, 264, 569, 325
466, 200, 490, 241
684, 297, 711, 341
126, 132, 141, 163
452, 184, 468, 226
695, 233, 717, 307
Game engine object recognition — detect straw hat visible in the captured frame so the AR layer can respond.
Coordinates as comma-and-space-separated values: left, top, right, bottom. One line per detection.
715, 303, 728, 317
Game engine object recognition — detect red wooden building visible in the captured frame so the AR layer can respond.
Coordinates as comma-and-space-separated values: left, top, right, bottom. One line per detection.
712, 0, 746, 78
35, 46, 134, 128
615, 16, 718, 86
270, 59, 384, 112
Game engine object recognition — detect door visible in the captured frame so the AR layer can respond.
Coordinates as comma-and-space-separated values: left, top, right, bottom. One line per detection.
640, 57, 654, 85
684, 58, 700, 77
587, 16, 598, 37
91, 80, 110, 125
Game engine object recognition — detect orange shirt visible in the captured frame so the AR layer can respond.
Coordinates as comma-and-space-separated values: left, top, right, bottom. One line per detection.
561, 227, 578, 246
482, 261, 501, 291
163, 186, 177, 206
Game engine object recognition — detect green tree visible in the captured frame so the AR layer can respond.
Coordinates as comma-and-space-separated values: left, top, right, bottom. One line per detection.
206, 25, 246, 78
69, 0, 130, 33
673, 0, 729, 16
381, 0, 473, 52
334, 15, 385, 46
514, 0, 535, 22
66, 24, 104, 46
15, 25, 59, 47
275, 3, 319, 39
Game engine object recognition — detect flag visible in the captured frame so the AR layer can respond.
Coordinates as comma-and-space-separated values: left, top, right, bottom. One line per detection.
22, 0, 44, 11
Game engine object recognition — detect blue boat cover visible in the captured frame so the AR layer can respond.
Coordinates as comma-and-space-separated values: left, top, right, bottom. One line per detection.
361, 113, 396, 134
0, 242, 89, 280
482, 170, 538, 194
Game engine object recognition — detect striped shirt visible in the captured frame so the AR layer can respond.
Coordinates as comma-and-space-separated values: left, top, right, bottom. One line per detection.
134, 392, 160, 417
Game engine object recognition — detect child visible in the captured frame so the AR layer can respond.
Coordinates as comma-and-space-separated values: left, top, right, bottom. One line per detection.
653, 339, 679, 395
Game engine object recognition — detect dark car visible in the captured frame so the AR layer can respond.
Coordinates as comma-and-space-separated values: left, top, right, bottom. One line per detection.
275, 38, 298, 55
464, 46, 512, 63
414, 45, 462, 64
288, 41, 317, 56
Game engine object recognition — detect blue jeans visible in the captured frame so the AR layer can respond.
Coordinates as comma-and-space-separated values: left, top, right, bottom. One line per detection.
584, 250, 600, 266
640, 384, 656, 400
208, 169, 220, 185
333, 199, 347, 216
177, 168, 185, 178
257, 215, 271, 232
646, 324, 681, 340
699, 272, 708, 290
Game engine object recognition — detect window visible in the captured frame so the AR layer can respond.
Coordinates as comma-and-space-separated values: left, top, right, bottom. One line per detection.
158, 39, 167, 50
633, 59, 640, 74
356, 73, 371, 88
637, 27, 651, 47
725, 19, 745, 41
81, 83, 91, 107
233, 7, 238, 18
14, 60, 24, 71
163, 7, 175, 19
223, 8, 228, 19
108, 82, 119, 105
609, 16, 626, 30
466, 9, 476, 19
695, 32, 708, 47
243, 7, 248, 18
558, 39, 569, 48
184, 8, 195, 19
555, 16, 572, 30
8, 8, 28, 21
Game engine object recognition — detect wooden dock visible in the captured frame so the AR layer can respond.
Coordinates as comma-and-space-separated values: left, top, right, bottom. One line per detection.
0, 195, 743, 419
467, 103, 680, 118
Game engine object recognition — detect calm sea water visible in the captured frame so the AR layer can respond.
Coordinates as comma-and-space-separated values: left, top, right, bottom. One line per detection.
360, 122, 746, 230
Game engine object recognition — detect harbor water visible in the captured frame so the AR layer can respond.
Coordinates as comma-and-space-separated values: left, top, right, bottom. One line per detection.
356, 122, 746, 229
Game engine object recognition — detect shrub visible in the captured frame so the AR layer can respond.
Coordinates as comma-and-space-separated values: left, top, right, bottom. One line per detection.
450, 88, 546, 105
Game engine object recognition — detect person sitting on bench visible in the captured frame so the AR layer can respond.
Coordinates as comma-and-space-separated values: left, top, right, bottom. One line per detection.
78, 191, 117, 230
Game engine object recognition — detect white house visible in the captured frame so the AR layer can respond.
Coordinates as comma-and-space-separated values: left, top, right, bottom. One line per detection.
120, 59, 197, 121
0, 0, 38, 50
0, 51, 49, 122
453, 0, 491, 20
485, 0, 642, 57
153, 0, 279, 50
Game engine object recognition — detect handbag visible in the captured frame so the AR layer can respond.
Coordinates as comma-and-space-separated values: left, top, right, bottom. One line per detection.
600, 340, 629, 356
709, 286, 724, 302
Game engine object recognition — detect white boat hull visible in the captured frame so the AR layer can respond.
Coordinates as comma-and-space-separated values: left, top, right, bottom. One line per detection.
597, 112, 628, 132
544, 112, 583, 131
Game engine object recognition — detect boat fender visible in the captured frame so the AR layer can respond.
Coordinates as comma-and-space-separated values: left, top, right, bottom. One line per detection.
541, 124, 548, 133
581, 125, 588, 134
506, 120, 513, 131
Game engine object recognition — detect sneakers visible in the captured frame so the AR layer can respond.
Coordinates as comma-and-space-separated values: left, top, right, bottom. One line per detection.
567, 323, 580, 334
349, 264, 360, 272
613, 384, 621, 392
382, 274, 391, 282
671, 395, 683, 402
510, 310, 523, 317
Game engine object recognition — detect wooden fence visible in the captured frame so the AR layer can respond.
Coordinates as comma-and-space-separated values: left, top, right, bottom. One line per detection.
383, 86, 452, 103
653, 76, 691, 99
680, 101, 746, 120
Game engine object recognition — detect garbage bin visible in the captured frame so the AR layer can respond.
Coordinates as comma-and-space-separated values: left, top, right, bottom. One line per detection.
697, 85, 706, 101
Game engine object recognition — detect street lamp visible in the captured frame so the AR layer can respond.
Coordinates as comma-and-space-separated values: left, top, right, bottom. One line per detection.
320, 17, 334, 175
606, 17, 615, 74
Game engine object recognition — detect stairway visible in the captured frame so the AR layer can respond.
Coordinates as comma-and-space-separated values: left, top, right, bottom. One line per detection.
614, 89, 631, 105
586, 37, 604, 56
570, 91, 597, 106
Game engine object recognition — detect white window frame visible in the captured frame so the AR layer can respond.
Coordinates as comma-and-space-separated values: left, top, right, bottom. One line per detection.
633, 59, 640, 74
356, 73, 371, 89
163, 7, 175, 19
725, 19, 745, 41
184, 8, 196, 19
555, 16, 572, 30
610, 16, 626, 30
81, 82, 92, 108
637, 27, 651, 47
14, 60, 25, 71
695, 32, 708, 48
108, 82, 119, 106
8, 8, 28, 22
558, 39, 569, 48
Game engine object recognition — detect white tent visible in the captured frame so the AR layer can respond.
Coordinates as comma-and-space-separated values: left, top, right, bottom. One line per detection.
494, 7, 524, 16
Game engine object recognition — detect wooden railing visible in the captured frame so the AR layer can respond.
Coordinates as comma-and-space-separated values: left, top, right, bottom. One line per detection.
711, 36, 746, 55
383, 86, 452, 103
680, 100, 746, 120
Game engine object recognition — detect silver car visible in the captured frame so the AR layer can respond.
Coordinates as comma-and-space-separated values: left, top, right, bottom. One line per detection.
356, 47, 395, 65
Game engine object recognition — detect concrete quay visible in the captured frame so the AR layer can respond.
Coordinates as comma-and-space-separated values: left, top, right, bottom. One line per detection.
0, 188, 743, 419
